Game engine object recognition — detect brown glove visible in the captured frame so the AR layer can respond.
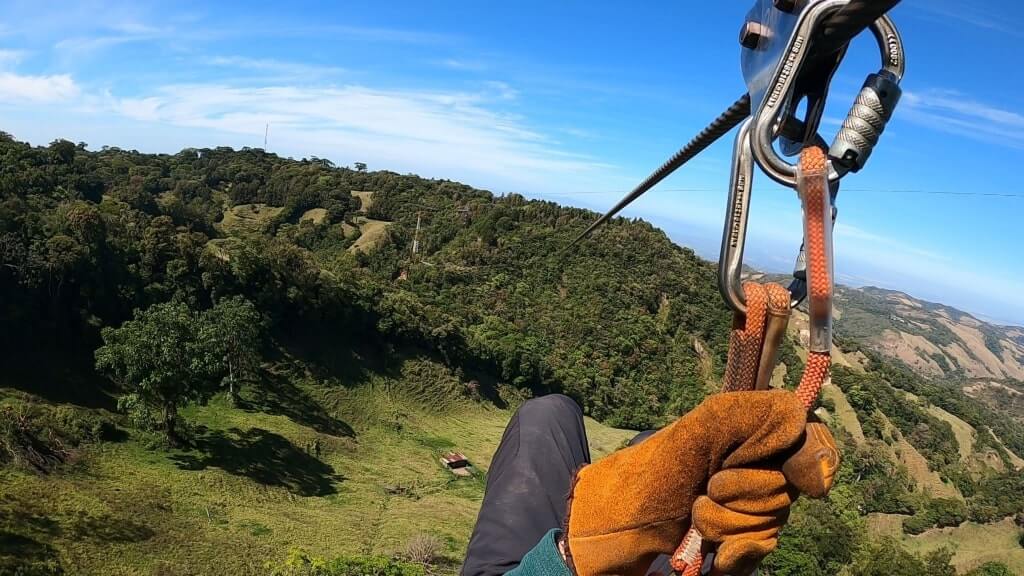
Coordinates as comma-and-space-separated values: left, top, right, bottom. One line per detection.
564, 390, 838, 576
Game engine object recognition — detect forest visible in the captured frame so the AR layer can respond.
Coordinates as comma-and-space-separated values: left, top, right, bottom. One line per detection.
1, 133, 1022, 575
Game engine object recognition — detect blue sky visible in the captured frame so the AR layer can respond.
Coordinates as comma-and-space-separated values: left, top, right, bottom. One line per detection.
1, 1, 1022, 325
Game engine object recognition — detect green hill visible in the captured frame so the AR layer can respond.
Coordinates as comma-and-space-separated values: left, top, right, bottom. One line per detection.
1, 355, 634, 575
1, 134, 1023, 575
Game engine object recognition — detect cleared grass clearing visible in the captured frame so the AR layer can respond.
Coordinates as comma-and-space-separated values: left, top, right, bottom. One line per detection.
348, 217, 391, 254
894, 435, 962, 500
866, 512, 907, 538
874, 410, 962, 500
300, 208, 328, 225
352, 191, 375, 213
904, 518, 1024, 574
219, 203, 284, 235
903, 390, 976, 462
0, 359, 635, 575
989, 429, 1024, 470
822, 383, 866, 444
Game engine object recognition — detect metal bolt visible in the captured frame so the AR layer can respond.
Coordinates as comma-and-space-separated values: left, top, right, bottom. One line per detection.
739, 21, 768, 50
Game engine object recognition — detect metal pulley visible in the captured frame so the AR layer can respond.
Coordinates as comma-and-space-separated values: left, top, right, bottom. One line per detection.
718, 0, 906, 315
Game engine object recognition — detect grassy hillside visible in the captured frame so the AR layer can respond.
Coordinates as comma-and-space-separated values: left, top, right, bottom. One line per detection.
833, 286, 1024, 382
2, 135, 1023, 575
1, 355, 634, 575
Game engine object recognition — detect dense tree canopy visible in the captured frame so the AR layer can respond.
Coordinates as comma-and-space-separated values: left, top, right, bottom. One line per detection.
2, 132, 1022, 575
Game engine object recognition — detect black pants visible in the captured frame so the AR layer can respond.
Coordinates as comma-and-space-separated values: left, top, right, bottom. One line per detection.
462, 395, 668, 576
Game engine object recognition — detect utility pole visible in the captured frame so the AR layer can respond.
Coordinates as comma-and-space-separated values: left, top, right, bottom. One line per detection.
412, 211, 422, 257
264, 123, 269, 150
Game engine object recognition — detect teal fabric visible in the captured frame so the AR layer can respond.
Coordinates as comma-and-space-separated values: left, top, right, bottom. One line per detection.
505, 529, 572, 576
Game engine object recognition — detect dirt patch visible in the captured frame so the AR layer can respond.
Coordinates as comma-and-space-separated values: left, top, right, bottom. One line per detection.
943, 342, 994, 379
352, 191, 374, 213
940, 318, 1023, 379
879, 330, 945, 377
988, 428, 1024, 470
893, 295, 922, 309
348, 217, 391, 254
874, 411, 962, 499
300, 208, 328, 225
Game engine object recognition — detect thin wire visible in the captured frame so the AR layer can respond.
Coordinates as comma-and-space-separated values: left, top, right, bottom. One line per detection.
534, 188, 1024, 198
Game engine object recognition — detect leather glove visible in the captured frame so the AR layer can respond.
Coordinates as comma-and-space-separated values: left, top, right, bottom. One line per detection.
564, 390, 838, 576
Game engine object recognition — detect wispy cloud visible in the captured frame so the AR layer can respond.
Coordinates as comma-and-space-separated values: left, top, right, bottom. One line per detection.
0, 72, 79, 103
52, 19, 452, 59
105, 81, 610, 192
204, 56, 346, 79
482, 80, 518, 100
435, 58, 488, 71
0, 49, 27, 67
901, 89, 1024, 149
54, 32, 164, 55
911, 1, 1023, 36
834, 222, 950, 262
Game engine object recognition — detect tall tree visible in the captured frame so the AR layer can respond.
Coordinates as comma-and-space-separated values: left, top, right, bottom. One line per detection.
204, 295, 265, 404
95, 301, 219, 443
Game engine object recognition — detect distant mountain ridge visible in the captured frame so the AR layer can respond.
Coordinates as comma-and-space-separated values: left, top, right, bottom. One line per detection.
833, 285, 1024, 382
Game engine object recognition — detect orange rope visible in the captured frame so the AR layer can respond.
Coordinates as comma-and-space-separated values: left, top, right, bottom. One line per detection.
795, 146, 832, 409
672, 282, 772, 575
672, 147, 833, 575
722, 282, 769, 392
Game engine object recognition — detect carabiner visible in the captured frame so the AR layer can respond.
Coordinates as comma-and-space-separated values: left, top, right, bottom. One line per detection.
719, 120, 832, 314
718, 119, 755, 315
750, 2, 905, 187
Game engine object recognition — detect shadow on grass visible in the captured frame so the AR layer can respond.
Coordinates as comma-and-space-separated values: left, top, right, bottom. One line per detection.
66, 512, 154, 543
2, 358, 117, 411
0, 508, 60, 539
242, 369, 355, 438
0, 531, 63, 574
2, 501, 154, 546
172, 426, 343, 496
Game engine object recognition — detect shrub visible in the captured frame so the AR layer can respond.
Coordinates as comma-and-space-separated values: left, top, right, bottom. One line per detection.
0, 402, 119, 473
404, 533, 444, 565
496, 383, 532, 410
0, 405, 68, 473
966, 562, 1014, 576
903, 498, 967, 535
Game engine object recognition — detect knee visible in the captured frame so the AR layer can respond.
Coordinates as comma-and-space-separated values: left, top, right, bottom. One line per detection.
517, 394, 583, 424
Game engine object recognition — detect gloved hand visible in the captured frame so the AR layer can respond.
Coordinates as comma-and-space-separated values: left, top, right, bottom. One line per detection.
563, 390, 838, 576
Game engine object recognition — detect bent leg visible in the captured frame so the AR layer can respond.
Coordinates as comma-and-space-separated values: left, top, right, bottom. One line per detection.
461, 395, 591, 576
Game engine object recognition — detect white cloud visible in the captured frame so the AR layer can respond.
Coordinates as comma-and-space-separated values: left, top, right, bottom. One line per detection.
204, 56, 346, 79
0, 72, 79, 103
436, 58, 488, 71
482, 81, 518, 101
834, 222, 950, 262
901, 89, 1024, 148
912, 2, 1023, 36
108, 82, 612, 192
0, 49, 27, 67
